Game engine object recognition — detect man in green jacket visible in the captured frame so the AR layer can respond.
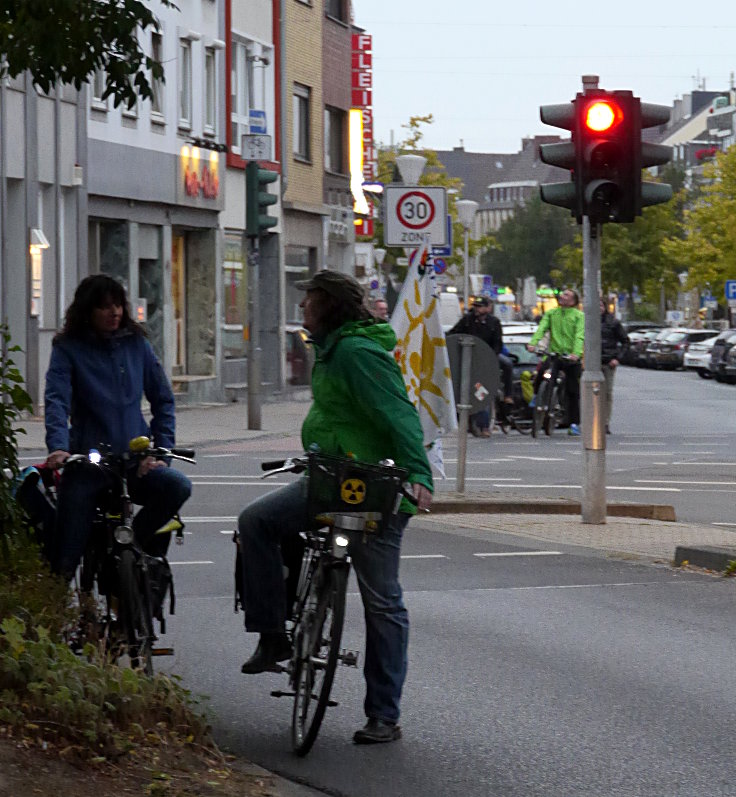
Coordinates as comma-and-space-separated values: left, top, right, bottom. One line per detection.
237, 270, 433, 745
527, 288, 585, 435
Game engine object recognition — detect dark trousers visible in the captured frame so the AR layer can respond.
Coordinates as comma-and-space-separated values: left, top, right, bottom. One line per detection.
534, 357, 581, 426
238, 479, 411, 724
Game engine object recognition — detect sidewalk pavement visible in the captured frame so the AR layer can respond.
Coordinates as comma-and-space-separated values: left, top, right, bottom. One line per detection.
14, 396, 736, 571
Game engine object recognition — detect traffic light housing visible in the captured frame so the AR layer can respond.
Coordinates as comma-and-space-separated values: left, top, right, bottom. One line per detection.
540, 90, 673, 224
245, 161, 278, 237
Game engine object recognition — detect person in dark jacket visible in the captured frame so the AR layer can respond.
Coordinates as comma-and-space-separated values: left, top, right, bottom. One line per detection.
600, 298, 629, 434
237, 270, 432, 745
44, 275, 191, 579
448, 296, 513, 436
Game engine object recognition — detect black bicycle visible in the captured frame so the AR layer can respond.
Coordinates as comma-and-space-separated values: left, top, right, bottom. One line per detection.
239, 452, 415, 756
64, 436, 196, 674
531, 353, 575, 438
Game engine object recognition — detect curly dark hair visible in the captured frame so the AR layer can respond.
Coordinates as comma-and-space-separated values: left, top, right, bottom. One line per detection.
311, 288, 372, 336
56, 274, 145, 340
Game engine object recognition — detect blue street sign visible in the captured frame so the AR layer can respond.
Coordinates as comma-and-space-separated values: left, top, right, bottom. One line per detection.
431, 215, 453, 256
725, 280, 736, 300
433, 257, 447, 274
370, 279, 379, 290
249, 110, 267, 134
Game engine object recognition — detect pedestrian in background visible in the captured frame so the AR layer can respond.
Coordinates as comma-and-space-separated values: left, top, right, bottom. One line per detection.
372, 297, 390, 321
600, 298, 629, 434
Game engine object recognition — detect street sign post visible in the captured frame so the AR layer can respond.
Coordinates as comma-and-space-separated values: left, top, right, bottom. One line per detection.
384, 186, 448, 247
431, 215, 453, 256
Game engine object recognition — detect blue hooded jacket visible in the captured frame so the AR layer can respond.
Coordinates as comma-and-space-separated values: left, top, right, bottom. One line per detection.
44, 329, 176, 455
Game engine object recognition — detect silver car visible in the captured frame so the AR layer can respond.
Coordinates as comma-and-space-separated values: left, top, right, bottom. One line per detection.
683, 334, 718, 379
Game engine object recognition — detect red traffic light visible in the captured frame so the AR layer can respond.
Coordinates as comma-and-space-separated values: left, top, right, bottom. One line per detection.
583, 100, 622, 133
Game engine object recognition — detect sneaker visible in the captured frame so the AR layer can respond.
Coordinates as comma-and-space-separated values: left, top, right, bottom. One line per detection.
241, 632, 291, 674
568, 423, 581, 436
353, 718, 402, 745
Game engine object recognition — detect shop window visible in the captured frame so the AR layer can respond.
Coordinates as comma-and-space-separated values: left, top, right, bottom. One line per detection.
222, 234, 247, 359
293, 83, 311, 160
324, 106, 345, 174
326, 0, 346, 21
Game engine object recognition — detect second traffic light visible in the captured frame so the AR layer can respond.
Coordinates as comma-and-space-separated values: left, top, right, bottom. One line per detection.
245, 161, 278, 238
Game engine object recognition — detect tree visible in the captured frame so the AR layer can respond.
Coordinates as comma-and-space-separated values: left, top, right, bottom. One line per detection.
0, 0, 176, 108
663, 147, 736, 308
480, 194, 576, 287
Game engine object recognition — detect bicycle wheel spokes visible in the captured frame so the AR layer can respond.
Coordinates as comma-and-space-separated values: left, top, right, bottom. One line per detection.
291, 565, 347, 756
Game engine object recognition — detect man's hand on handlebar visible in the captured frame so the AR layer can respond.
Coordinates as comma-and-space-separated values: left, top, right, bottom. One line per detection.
46, 450, 69, 469
412, 484, 433, 512
138, 456, 166, 477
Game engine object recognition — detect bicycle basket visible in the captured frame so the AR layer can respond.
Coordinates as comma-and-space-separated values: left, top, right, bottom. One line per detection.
306, 453, 408, 533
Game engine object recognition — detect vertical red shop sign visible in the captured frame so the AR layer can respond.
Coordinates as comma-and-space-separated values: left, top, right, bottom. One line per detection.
351, 33, 375, 237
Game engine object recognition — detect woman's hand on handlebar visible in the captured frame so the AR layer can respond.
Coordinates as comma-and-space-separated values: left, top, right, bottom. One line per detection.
46, 450, 69, 469
138, 456, 166, 477
412, 484, 433, 512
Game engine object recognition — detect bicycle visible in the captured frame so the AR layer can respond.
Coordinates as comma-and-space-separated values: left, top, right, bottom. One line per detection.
237, 452, 416, 756
494, 387, 533, 435
531, 352, 576, 438
62, 436, 196, 674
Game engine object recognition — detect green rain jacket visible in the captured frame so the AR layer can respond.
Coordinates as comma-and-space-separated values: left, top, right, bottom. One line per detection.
529, 306, 585, 358
301, 318, 433, 512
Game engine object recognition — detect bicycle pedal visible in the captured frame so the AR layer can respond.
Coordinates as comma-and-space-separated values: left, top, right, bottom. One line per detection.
151, 646, 175, 656
270, 689, 295, 699
339, 649, 359, 667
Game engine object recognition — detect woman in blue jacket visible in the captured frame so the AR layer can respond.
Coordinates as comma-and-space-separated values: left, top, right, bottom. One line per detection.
44, 275, 191, 580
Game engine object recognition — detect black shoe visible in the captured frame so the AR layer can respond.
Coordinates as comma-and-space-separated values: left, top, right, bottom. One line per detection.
241, 632, 291, 674
606, 425, 611, 434
353, 718, 402, 745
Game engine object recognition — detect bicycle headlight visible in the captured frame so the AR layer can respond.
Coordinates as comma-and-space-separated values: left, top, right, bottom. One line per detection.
333, 534, 349, 557
88, 448, 102, 464
114, 524, 134, 545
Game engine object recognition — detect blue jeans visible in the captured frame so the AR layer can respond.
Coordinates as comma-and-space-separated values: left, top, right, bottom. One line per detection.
238, 480, 411, 724
53, 460, 192, 579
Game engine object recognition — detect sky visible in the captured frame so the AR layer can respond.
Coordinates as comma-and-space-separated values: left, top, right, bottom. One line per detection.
351, 0, 736, 154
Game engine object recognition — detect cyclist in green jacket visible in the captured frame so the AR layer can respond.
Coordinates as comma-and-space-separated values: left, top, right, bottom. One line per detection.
237, 270, 433, 745
527, 289, 585, 435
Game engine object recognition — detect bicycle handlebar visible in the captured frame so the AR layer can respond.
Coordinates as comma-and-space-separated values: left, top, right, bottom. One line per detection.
63, 444, 197, 469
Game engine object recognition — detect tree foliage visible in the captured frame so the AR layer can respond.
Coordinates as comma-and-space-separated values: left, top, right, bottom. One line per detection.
0, 0, 176, 108
480, 194, 576, 287
663, 147, 736, 303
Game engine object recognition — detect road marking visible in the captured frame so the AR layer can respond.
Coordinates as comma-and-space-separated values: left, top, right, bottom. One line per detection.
474, 551, 563, 558
405, 581, 708, 595
636, 479, 736, 486
713, 522, 736, 527
491, 483, 680, 492
202, 454, 242, 458
508, 456, 567, 462
619, 442, 666, 446
169, 560, 214, 565
183, 516, 238, 522
670, 461, 736, 466
401, 554, 447, 560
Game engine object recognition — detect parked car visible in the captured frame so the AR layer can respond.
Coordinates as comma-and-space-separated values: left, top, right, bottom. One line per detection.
286, 324, 314, 385
622, 320, 663, 335
683, 334, 719, 379
709, 328, 736, 383
623, 328, 663, 367
645, 328, 716, 370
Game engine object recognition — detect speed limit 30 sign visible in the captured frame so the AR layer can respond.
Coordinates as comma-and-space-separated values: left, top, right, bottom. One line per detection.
384, 186, 448, 246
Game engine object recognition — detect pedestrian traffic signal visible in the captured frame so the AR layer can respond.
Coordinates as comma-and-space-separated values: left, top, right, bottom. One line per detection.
245, 161, 278, 237
540, 90, 673, 224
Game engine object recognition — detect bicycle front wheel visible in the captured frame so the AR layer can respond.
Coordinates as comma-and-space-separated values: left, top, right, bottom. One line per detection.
291, 564, 348, 756
544, 386, 560, 436
117, 549, 154, 676
532, 382, 548, 438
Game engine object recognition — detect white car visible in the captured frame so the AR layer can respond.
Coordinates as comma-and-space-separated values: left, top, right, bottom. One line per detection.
683, 334, 719, 379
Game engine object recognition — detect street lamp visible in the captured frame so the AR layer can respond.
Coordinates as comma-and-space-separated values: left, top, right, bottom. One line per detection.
395, 154, 427, 185
456, 199, 478, 309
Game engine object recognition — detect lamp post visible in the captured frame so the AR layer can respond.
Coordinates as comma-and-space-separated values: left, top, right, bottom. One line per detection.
373, 247, 386, 295
456, 200, 478, 309
395, 154, 427, 185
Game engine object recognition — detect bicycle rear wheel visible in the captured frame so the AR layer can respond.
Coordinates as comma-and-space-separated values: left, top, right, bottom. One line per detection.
117, 549, 154, 676
532, 382, 548, 438
291, 564, 348, 756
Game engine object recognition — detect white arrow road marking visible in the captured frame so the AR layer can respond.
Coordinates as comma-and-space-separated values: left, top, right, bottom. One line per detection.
636, 479, 736, 486
401, 554, 447, 559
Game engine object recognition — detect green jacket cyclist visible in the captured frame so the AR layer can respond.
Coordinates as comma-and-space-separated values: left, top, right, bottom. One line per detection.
237, 270, 432, 745
527, 288, 585, 435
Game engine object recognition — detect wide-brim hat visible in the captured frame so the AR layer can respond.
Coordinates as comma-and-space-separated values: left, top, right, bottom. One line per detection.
295, 269, 365, 306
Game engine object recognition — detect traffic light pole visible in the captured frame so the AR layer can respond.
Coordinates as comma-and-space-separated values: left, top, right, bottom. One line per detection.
581, 217, 606, 523
247, 236, 262, 431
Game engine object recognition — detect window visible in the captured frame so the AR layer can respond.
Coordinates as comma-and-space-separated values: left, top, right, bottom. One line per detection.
325, 0, 346, 21
324, 106, 345, 173
204, 47, 216, 134
179, 39, 192, 128
230, 40, 255, 154
293, 83, 310, 160
151, 32, 164, 119
91, 68, 107, 110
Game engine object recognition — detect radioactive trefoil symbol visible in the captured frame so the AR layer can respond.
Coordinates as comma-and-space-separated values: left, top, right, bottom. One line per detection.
340, 479, 366, 505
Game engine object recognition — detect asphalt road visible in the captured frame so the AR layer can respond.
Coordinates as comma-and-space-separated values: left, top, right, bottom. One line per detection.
144, 366, 736, 796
